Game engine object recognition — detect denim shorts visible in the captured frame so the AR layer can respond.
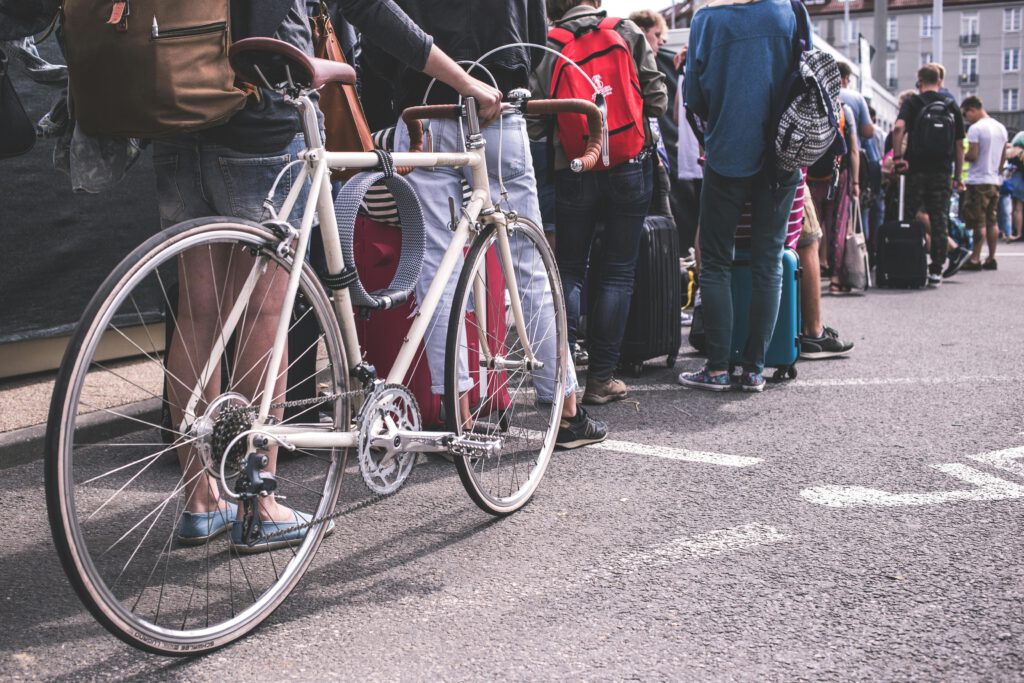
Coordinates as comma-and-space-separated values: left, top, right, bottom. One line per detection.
151, 135, 308, 228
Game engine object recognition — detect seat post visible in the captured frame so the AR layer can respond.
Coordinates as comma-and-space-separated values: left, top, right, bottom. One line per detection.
295, 94, 324, 150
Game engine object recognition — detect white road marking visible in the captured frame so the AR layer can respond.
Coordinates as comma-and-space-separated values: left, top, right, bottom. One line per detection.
589, 438, 761, 468
631, 376, 1021, 393
800, 464, 1024, 508
968, 446, 1024, 478
617, 523, 789, 571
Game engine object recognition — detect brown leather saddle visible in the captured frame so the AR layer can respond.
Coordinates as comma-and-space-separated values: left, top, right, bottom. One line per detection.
229, 37, 355, 91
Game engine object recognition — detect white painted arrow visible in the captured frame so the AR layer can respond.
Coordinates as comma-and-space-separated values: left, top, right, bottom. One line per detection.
801, 463, 1024, 508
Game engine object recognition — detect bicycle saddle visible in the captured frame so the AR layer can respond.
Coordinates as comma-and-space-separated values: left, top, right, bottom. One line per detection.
229, 38, 356, 91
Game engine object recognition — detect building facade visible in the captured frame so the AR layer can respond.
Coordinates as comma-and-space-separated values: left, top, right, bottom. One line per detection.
807, 0, 1023, 132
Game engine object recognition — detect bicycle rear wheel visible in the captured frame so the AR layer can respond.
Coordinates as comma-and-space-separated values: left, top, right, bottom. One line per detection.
445, 217, 567, 515
45, 217, 350, 654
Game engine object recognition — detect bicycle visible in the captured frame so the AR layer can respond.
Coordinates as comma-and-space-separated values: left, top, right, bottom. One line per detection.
44, 38, 603, 655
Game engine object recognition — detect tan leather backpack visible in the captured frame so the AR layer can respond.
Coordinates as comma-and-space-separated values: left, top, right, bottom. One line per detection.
62, 0, 248, 137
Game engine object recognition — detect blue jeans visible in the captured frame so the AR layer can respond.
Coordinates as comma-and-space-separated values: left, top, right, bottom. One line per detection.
555, 156, 654, 381
699, 166, 800, 374
152, 135, 308, 228
395, 114, 576, 401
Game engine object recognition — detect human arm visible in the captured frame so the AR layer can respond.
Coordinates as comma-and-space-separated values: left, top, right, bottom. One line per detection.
421, 46, 501, 121
623, 19, 668, 117
847, 108, 861, 199
952, 105, 966, 190
965, 141, 979, 164
891, 119, 907, 172
683, 18, 707, 120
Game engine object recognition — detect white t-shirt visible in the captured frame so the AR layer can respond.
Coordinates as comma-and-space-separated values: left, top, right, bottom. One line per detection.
676, 75, 704, 181
966, 116, 1008, 186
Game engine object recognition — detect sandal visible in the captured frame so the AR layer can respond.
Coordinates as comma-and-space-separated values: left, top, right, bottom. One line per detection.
828, 282, 851, 296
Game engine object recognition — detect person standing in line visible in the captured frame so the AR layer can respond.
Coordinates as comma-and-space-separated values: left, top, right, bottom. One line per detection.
678, 0, 804, 393
891, 64, 965, 286
531, 0, 667, 406
958, 96, 1008, 271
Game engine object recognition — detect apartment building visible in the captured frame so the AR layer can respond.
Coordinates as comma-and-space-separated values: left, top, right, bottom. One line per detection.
807, 0, 1023, 132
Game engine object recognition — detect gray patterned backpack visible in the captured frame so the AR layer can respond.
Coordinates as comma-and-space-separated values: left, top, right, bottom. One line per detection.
772, 0, 845, 175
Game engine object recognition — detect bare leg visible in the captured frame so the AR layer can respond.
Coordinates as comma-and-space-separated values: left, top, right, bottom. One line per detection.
798, 239, 823, 338
985, 219, 999, 263
1013, 200, 1023, 240
167, 244, 290, 519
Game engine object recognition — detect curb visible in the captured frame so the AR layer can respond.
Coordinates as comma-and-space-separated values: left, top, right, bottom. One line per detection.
0, 398, 162, 471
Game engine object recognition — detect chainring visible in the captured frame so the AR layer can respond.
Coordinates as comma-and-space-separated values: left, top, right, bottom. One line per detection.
356, 384, 420, 495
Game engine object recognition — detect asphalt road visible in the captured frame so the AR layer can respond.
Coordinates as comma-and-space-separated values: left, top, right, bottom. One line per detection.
3, 244, 1024, 681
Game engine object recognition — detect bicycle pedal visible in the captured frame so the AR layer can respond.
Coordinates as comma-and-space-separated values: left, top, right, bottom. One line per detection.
448, 434, 503, 459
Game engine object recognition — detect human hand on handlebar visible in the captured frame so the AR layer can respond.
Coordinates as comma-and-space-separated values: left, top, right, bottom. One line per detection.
457, 76, 502, 124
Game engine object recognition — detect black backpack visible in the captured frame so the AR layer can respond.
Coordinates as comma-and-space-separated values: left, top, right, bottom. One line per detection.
909, 96, 956, 163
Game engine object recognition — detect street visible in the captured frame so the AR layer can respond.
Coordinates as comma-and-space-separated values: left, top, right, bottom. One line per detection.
3, 245, 1024, 681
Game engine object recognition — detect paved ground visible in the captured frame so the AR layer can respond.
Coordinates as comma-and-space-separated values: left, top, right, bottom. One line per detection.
3, 244, 1024, 681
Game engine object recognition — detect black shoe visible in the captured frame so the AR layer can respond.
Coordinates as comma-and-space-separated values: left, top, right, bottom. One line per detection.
555, 406, 608, 450
943, 247, 971, 278
961, 260, 983, 271
982, 259, 997, 271
800, 326, 854, 360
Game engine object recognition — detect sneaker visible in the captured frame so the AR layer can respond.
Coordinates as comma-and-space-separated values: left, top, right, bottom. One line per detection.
740, 371, 766, 393
927, 273, 942, 287
982, 259, 998, 271
677, 367, 731, 392
583, 376, 628, 405
572, 342, 589, 368
555, 407, 608, 450
943, 247, 972, 278
680, 310, 693, 327
961, 260, 982, 271
800, 326, 854, 360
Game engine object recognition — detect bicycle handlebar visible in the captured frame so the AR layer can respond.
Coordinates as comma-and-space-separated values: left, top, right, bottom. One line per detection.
523, 99, 603, 173
399, 99, 604, 173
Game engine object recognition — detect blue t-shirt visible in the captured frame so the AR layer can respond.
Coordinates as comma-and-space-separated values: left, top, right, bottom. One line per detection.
684, 0, 803, 178
839, 88, 879, 163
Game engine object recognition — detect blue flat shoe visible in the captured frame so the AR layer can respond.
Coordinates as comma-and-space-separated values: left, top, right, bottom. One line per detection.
230, 509, 335, 554
177, 503, 238, 546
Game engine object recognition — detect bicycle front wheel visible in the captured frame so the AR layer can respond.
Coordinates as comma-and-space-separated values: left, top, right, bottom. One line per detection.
45, 217, 351, 654
445, 217, 568, 515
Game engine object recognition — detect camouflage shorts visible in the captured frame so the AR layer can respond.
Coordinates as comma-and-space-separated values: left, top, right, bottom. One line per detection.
962, 183, 1000, 227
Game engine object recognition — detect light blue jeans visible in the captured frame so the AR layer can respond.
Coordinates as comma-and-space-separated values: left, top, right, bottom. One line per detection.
395, 113, 576, 401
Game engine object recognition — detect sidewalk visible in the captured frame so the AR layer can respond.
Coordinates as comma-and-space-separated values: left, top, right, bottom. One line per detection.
0, 360, 158, 469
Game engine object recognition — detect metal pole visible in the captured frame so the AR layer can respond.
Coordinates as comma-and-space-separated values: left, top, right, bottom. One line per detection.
844, 0, 852, 57
932, 0, 943, 68
872, 0, 888, 86
670, 0, 677, 29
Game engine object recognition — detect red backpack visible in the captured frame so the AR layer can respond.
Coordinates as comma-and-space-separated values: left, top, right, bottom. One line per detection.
548, 17, 646, 169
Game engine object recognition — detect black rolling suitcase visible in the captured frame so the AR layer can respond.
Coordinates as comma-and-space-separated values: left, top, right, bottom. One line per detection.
616, 165, 682, 375
876, 175, 927, 289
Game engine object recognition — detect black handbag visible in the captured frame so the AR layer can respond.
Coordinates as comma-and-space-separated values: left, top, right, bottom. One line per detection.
0, 49, 35, 159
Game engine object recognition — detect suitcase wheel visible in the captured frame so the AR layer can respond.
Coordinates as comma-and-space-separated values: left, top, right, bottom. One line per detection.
665, 355, 677, 369
626, 362, 644, 377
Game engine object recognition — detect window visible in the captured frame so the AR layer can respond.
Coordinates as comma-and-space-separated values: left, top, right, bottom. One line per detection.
960, 13, 979, 36
920, 52, 933, 67
961, 53, 978, 76
886, 58, 898, 88
1005, 7, 1022, 32
1006, 48, 1022, 73
887, 16, 898, 41
921, 14, 933, 38
1004, 88, 1020, 111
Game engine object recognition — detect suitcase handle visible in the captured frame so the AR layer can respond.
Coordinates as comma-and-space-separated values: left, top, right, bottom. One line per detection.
898, 174, 905, 223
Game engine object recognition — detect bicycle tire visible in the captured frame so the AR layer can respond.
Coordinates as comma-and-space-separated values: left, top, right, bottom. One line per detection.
444, 217, 567, 515
45, 217, 350, 655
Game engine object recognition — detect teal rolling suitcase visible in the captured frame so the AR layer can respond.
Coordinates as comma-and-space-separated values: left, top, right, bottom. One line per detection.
729, 248, 801, 381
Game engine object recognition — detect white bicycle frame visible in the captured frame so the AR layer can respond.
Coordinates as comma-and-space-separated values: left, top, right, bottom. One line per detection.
182, 94, 545, 457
